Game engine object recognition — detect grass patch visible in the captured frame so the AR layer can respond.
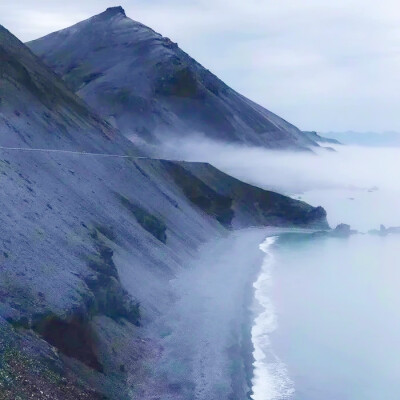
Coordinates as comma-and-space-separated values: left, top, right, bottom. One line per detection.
162, 162, 234, 227
117, 194, 167, 243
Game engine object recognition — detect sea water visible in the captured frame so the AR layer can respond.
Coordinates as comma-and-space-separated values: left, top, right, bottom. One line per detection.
251, 188, 400, 399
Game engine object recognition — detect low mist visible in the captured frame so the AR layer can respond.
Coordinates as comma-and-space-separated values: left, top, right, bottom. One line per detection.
152, 135, 400, 230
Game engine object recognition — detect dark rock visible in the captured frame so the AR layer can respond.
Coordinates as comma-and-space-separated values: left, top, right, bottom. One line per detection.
369, 225, 400, 236
312, 223, 357, 238
32, 315, 104, 372
333, 223, 351, 236
105, 6, 126, 17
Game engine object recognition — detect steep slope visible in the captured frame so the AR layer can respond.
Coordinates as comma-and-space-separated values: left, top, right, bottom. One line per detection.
27, 6, 318, 151
164, 160, 327, 229
303, 130, 341, 145
1, 23, 328, 399
0, 24, 139, 155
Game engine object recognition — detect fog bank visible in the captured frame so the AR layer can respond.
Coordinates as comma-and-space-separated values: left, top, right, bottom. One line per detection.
151, 136, 400, 230
155, 136, 399, 192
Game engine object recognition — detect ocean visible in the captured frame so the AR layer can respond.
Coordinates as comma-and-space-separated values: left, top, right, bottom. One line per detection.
251, 187, 400, 399
167, 140, 400, 398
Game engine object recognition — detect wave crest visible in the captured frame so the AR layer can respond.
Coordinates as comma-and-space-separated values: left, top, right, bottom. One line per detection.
251, 236, 294, 400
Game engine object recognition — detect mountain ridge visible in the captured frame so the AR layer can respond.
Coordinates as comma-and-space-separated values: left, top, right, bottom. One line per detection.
27, 7, 319, 151
0, 23, 137, 154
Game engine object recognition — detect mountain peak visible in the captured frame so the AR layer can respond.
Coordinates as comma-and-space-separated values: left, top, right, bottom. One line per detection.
27, 8, 320, 151
104, 6, 126, 17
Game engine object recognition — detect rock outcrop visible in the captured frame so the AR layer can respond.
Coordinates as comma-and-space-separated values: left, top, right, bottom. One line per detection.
369, 224, 400, 236
312, 223, 357, 238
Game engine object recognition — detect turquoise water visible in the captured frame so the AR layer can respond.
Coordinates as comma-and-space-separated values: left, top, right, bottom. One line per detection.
228, 146, 400, 399
267, 233, 400, 399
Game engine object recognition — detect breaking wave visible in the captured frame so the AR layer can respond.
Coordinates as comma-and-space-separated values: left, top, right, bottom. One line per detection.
251, 236, 294, 400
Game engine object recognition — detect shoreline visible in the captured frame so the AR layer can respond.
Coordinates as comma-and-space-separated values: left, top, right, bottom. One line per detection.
144, 228, 270, 399
134, 227, 317, 399
244, 229, 318, 400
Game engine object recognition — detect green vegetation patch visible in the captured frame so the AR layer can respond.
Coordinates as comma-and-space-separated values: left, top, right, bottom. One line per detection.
162, 162, 234, 227
86, 227, 141, 326
155, 66, 201, 98
117, 194, 167, 243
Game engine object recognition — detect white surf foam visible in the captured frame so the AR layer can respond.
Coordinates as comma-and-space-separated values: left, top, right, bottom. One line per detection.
251, 236, 295, 400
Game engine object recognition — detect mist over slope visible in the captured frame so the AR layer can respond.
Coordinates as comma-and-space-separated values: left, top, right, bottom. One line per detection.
27, 6, 318, 151
154, 136, 397, 192
0, 22, 328, 399
155, 136, 400, 230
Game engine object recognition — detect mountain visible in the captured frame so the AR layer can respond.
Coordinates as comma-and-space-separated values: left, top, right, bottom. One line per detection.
0, 24, 136, 154
303, 131, 341, 145
0, 22, 328, 400
27, 6, 318, 151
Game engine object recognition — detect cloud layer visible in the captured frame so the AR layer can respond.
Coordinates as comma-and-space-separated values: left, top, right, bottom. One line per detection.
155, 135, 400, 230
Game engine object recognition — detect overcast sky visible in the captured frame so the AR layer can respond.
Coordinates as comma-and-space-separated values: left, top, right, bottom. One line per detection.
1, 0, 400, 133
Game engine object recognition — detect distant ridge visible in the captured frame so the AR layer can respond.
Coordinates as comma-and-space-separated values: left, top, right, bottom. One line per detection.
320, 131, 400, 147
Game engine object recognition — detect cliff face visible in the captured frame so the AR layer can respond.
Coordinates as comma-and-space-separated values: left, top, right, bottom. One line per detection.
174, 161, 328, 229
27, 7, 318, 151
0, 23, 328, 399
